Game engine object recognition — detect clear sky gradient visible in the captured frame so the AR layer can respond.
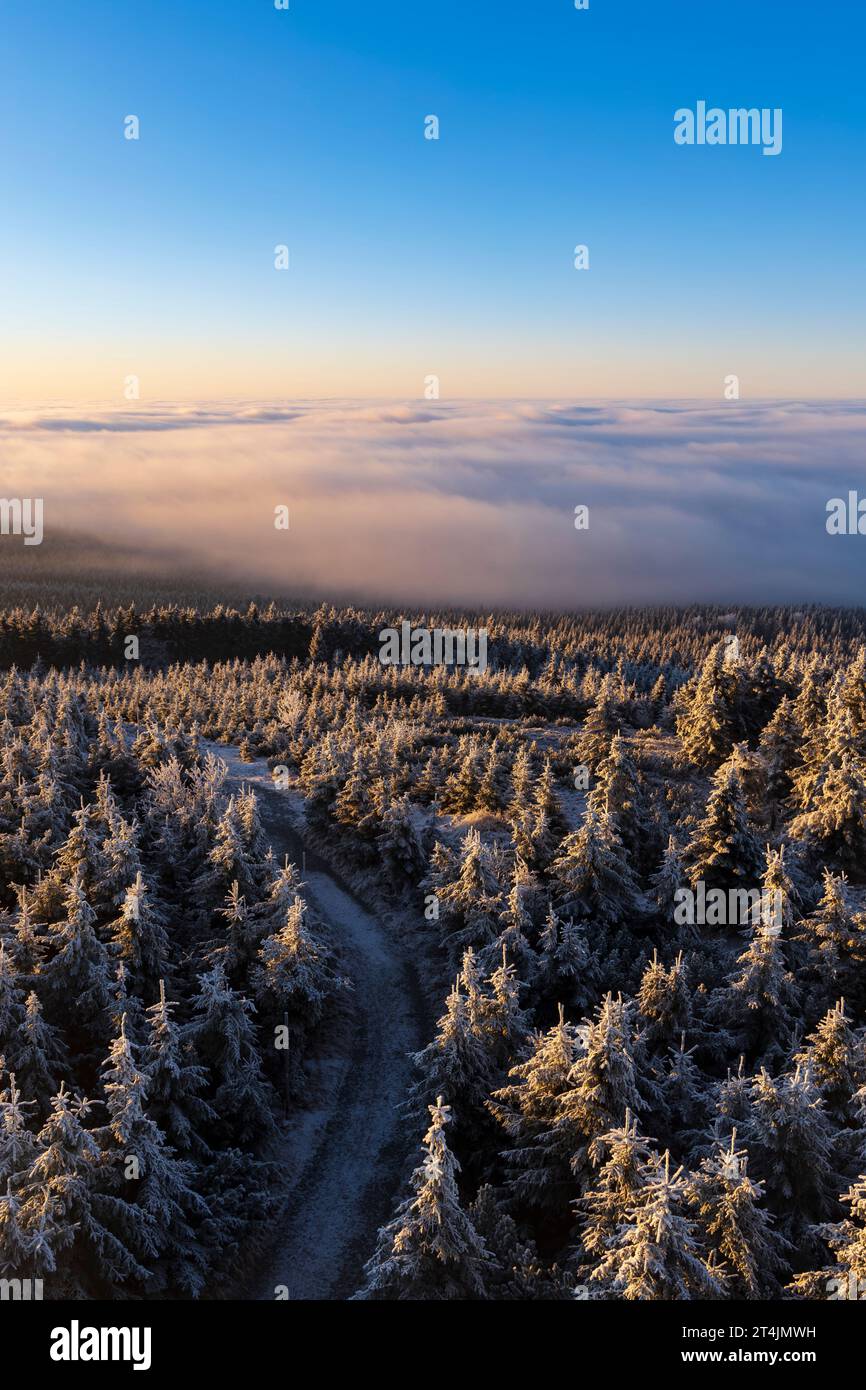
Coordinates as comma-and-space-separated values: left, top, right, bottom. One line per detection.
1, 0, 864, 401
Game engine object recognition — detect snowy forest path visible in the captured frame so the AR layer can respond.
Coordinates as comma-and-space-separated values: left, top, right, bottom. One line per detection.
212, 743, 427, 1300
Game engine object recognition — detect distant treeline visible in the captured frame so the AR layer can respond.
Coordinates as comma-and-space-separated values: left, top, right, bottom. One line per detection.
2, 599, 866, 679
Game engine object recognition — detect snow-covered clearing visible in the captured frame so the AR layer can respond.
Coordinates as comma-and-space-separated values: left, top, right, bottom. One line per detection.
210, 743, 427, 1299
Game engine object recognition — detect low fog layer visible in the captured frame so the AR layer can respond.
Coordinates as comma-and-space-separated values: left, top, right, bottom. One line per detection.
1, 399, 863, 609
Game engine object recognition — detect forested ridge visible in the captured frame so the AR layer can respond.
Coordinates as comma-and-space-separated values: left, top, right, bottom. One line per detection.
2, 600, 866, 1300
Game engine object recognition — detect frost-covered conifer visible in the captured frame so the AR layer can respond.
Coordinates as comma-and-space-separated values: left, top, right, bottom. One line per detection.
409, 982, 491, 1127
791, 701, 866, 870
796, 870, 866, 1012
476, 738, 511, 814
252, 897, 332, 1028
357, 1098, 492, 1300
143, 982, 214, 1156
0, 943, 25, 1044
650, 835, 684, 921
578, 1109, 654, 1264
741, 1065, 840, 1237
376, 795, 427, 889
189, 962, 273, 1146
551, 808, 639, 926
100, 1014, 209, 1296
789, 1175, 866, 1300
108, 871, 170, 995
577, 677, 621, 772
793, 1001, 863, 1123
710, 926, 799, 1064
636, 951, 691, 1053
44, 876, 113, 1048
22, 1084, 149, 1292
684, 759, 762, 890
591, 1151, 724, 1300
13, 992, 67, 1114
686, 1130, 789, 1298
554, 995, 644, 1182
0, 1073, 40, 1186
675, 644, 737, 770
535, 905, 598, 1009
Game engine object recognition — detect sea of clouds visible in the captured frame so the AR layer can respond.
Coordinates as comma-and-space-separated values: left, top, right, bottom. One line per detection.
1, 398, 864, 609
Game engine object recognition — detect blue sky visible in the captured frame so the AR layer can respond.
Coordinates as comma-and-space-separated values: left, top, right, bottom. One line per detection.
1, 0, 864, 399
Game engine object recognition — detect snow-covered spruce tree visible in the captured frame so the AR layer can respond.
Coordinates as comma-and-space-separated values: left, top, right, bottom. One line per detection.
789, 1175, 866, 1300
143, 982, 215, 1157
497, 995, 647, 1212
408, 979, 492, 1130
550, 808, 639, 928
658, 1035, 707, 1145
636, 951, 691, 1054
760, 843, 800, 940
535, 905, 599, 1011
837, 645, 866, 736
0, 942, 25, 1046
790, 701, 866, 873
578, 1109, 655, 1265
8, 887, 46, 979
675, 643, 738, 770
99, 1013, 209, 1296
376, 794, 427, 890
479, 864, 537, 980
21, 1084, 149, 1294
51, 801, 106, 901
685, 1129, 789, 1298
107, 871, 170, 997
355, 1098, 492, 1300
708, 925, 799, 1066
576, 676, 622, 773
188, 961, 273, 1148
591, 1151, 725, 1300
792, 1001, 864, 1125
193, 794, 268, 910
0, 1176, 45, 1279
13, 992, 67, 1115
0, 1073, 40, 1188
683, 758, 763, 891
96, 808, 143, 915
478, 946, 530, 1075
532, 757, 570, 845
476, 738, 511, 815
549, 995, 646, 1192
440, 738, 483, 815
488, 1005, 583, 1212
650, 834, 685, 923
758, 696, 801, 826
436, 828, 500, 954
795, 870, 866, 1015
740, 1065, 841, 1240
43, 875, 113, 1052
588, 733, 653, 868
252, 895, 333, 1030
507, 743, 536, 820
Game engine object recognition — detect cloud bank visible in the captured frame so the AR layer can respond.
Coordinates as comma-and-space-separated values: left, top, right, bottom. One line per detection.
0, 399, 863, 610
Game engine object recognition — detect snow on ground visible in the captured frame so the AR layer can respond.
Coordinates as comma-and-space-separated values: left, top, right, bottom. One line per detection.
207, 742, 427, 1300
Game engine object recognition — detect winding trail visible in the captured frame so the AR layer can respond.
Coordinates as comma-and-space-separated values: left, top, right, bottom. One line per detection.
213, 744, 427, 1300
